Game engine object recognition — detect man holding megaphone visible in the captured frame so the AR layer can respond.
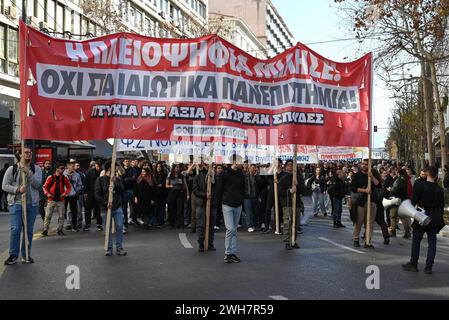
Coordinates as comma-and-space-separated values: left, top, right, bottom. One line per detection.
402, 166, 445, 275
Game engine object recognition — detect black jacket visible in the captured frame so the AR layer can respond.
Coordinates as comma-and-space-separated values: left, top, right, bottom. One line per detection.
279, 172, 305, 208
122, 167, 137, 190
94, 176, 125, 211
218, 167, 245, 208
153, 172, 168, 198
134, 178, 156, 208
193, 169, 217, 208
85, 167, 100, 194
412, 180, 445, 232
327, 176, 345, 199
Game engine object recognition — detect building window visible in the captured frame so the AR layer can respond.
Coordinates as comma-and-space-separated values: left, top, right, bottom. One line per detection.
56, 4, 63, 33
199, 2, 206, 19
0, 25, 5, 74
7, 28, 18, 77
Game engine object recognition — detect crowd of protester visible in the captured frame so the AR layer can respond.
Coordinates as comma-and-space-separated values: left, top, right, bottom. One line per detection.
1, 150, 447, 271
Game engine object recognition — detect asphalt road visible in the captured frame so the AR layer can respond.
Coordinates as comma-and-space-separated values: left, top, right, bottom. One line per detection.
0, 197, 448, 300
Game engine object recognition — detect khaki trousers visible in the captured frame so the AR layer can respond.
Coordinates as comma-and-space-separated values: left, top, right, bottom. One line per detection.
44, 201, 65, 231
353, 202, 376, 244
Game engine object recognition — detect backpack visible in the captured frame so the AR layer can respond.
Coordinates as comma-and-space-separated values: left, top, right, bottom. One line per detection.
12, 163, 36, 181
46, 175, 69, 195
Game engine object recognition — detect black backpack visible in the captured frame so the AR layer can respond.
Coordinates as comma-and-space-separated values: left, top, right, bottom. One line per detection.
12, 163, 36, 180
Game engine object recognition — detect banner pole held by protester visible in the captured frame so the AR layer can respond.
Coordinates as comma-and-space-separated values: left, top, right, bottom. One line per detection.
104, 139, 117, 252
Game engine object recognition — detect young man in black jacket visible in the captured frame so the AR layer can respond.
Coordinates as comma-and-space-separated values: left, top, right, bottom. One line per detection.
402, 166, 445, 274
84, 160, 102, 231
278, 160, 304, 250
217, 160, 245, 263
94, 160, 127, 257
328, 169, 346, 228
193, 163, 217, 252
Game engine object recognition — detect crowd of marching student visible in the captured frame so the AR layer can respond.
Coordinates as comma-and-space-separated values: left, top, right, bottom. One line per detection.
1, 149, 447, 272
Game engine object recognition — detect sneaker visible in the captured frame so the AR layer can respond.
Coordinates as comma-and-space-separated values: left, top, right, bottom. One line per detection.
285, 243, 293, 250
353, 240, 360, 247
402, 262, 418, 272
208, 244, 217, 251
384, 237, 390, 245
57, 229, 65, 236
97, 224, 103, 231
292, 243, 300, 249
214, 226, 220, 230
248, 227, 255, 232
230, 254, 241, 263
105, 250, 113, 256
261, 223, 266, 229
116, 249, 127, 256
262, 228, 270, 234
137, 218, 144, 225
324, 212, 328, 217
41, 229, 48, 236
71, 228, 79, 232
83, 225, 90, 231
123, 227, 127, 234
364, 244, 375, 249
424, 266, 433, 274
4, 255, 18, 265
21, 256, 34, 264
198, 245, 205, 252
224, 255, 233, 263
313, 213, 318, 217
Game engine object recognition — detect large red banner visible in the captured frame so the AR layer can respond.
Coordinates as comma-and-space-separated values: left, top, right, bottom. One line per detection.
20, 21, 372, 147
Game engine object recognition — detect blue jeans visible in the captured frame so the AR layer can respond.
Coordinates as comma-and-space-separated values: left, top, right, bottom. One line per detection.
312, 191, 326, 215
222, 204, 242, 255
243, 198, 259, 228
332, 197, 343, 223
9, 204, 37, 258
101, 208, 124, 251
411, 226, 438, 267
121, 189, 134, 225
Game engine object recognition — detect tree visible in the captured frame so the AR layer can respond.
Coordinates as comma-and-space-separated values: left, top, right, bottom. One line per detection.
335, 0, 449, 169
81, 0, 127, 34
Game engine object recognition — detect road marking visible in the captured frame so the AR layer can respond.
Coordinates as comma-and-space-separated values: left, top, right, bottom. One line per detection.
269, 295, 289, 300
318, 237, 365, 254
179, 233, 193, 249
0, 232, 42, 279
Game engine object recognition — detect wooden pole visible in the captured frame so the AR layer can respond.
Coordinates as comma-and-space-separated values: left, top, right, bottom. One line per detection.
366, 54, 374, 246
291, 145, 298, 246
204, 144, 214, 251
20, 0, 29, 261
21, 140, 30, 260
366, 150, 372, 245
104, 139, 118, 252
274, 152, 280, 235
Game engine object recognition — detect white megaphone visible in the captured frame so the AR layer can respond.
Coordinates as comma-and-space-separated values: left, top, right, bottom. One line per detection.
398, 199, 431, 226
382, 197, 401, 209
